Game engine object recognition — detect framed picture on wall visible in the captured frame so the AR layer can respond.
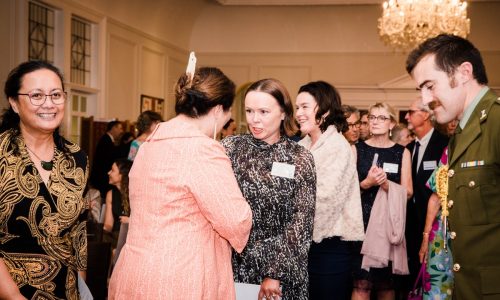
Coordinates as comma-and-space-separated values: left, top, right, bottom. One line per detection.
140, 94, 164, 116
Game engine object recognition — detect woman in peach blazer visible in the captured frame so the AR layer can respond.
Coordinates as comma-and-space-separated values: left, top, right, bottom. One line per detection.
108, 67, 252, 300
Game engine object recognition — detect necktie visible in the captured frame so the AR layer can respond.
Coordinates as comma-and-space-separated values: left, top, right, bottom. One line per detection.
412, 141, 420, 178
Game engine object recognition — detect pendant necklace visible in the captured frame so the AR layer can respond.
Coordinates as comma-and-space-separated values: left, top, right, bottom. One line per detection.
25, 145, 54, 171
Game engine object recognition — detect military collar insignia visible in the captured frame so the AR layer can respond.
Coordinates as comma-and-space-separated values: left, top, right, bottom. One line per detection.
480, 109, 487, 120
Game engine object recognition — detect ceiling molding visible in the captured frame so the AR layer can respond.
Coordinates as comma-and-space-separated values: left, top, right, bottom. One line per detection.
215, 0, 485, 5
215, 0, 382, 5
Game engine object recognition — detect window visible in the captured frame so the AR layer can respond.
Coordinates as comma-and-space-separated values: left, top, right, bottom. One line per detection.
69, 93, 88, 144
71, 17, 91, 85
28, 1, 55, 62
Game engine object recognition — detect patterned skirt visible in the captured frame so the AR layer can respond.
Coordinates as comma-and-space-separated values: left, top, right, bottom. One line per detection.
423, 210, 454, 300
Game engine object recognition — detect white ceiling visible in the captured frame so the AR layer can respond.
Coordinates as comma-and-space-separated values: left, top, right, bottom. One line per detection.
215, 0, 485, 5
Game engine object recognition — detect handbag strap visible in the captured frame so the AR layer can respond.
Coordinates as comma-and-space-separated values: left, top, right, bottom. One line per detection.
412, 262, 426, 291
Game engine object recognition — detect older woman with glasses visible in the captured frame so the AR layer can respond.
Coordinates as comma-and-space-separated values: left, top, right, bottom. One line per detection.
351, 102, 412, 300
0, 61, 89, 299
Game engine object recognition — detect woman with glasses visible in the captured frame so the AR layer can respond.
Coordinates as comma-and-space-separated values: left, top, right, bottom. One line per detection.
0, 61, 89, 299
351, 102, 412, 300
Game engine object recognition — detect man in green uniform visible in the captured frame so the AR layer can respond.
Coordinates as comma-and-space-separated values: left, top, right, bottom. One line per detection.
406, 34, 500, 299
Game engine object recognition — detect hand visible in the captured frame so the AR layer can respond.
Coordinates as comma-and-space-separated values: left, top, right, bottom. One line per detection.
419, 236, 429, 263
366, 166, 387, 187
258, 278, 282, 300
119, 216, 129, 223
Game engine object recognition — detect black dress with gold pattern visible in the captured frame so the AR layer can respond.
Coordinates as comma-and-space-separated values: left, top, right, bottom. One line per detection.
0, 129, 89, 300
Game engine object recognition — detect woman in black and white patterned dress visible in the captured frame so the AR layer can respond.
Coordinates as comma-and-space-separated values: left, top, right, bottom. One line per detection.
222, 78, 316, 300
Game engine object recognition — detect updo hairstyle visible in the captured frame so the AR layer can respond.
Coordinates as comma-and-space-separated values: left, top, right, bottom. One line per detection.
175, 67, 235, 118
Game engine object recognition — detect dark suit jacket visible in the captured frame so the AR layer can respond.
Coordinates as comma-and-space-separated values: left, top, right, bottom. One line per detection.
407, 129, 449, 233
405, 128, 448, 281
89, 133, 117, 197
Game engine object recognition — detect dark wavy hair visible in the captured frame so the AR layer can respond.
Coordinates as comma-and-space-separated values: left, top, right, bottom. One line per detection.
406, 34, 488, 85
245, 78, 297, 137
174, 67, 235, 118
298, 81, 348, 133
1, 60, 69, 156
115, 158, 133, 216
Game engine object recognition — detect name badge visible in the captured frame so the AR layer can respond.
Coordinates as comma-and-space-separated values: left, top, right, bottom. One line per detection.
423, 160, 437, 171
383, 162, 399, 174
271, 162, 295, 179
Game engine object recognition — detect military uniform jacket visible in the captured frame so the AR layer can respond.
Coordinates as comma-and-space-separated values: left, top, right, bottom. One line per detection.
447, 89, 500, 300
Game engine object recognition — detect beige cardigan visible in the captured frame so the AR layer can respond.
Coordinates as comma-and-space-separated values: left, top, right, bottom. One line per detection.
299, 125, 364, 243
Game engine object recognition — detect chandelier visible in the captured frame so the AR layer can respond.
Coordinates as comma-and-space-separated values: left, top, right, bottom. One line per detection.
378, 0, 471, 50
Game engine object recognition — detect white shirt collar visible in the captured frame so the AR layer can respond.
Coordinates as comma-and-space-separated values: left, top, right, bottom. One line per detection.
107, 132, 115, 143
415, 127, 433, 148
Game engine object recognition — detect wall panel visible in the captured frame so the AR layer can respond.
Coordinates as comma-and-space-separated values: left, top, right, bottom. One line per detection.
107, 34, 137, 120
141, 46, 165, 99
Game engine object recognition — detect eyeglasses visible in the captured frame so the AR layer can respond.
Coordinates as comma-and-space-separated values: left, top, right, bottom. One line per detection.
17, 90, 67, 106
368, 115, 391, 122
347, 121, 361, 129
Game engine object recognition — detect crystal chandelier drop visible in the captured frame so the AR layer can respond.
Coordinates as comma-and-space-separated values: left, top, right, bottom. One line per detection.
378, 0, 471, 50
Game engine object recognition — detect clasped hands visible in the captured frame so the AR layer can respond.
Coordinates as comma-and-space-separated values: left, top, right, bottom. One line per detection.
366, 165, 389, 190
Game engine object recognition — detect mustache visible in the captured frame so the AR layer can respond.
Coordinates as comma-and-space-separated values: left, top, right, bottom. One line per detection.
428, 100, 442, 110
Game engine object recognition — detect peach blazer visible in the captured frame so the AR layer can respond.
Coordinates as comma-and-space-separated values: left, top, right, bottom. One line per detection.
108, 117, 252, 300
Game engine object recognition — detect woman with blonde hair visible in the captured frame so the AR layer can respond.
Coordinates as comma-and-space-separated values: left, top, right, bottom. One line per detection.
352, 102, 412, 300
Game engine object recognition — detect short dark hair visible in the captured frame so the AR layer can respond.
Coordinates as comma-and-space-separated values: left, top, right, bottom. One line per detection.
406, 34, 488, 85
1, 60, 68, 156
245, 78, 297, 137
175, 67, 235, 118
107, 120, 122, 132
2, 60, 65, 133
136, 110, 163, 135
298, 81, 348, 133
4, 60, 65, 101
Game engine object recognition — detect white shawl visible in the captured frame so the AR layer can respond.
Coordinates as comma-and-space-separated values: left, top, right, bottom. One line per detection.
299, 125, 364, 243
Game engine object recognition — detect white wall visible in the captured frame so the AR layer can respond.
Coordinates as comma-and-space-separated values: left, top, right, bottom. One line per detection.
190, 1, 500, 115
1, 0, 499, 121
105, 19, 187, 120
